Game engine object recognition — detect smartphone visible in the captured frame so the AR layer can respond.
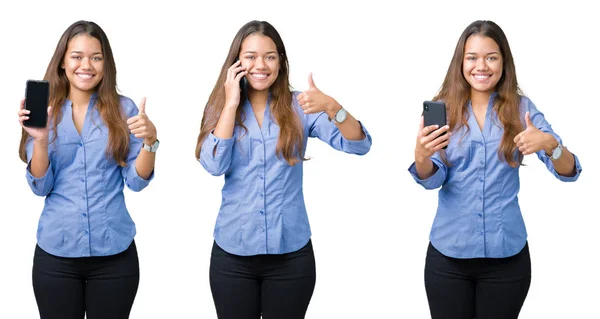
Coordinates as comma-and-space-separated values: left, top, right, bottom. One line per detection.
235, 59, 248, 97
24, 80, 50, 128
423, 101, 448, 149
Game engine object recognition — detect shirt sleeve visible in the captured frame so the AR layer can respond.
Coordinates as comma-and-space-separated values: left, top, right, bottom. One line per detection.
199, 131, 235, 176
120, 97, 154, 192
524, 97, 582, 182
407, 151, 448, 190
24, 136, 55, 196
307, 112, 372, 155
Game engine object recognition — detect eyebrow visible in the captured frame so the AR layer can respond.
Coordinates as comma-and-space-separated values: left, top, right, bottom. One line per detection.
465, 52, 500, 55
70, 51, 103, 55
243, 50, 278, 55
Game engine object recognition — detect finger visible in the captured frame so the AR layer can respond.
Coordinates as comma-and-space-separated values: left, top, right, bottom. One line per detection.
18, 109, 31, 116
308, 72, 317, 89
423, 125, 448, 140
432, 139, 451, 151
20, 116, 30, 124
525, 111, 533, 128
297, 93, 304, 102
47, 106, 53, 117
426, 131, 451, 149
20, 98, 25, 110
138, 97, 146, 115
134, 133, 148, 138
131, 126, 147, 135
126, 115, 139, 125
234, 70, 248, 82
128, 119, 147, 130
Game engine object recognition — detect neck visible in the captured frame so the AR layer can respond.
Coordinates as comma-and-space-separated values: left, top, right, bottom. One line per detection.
470, 89, 492, 109
69, 87, 94, 109
248, 88, 269, 111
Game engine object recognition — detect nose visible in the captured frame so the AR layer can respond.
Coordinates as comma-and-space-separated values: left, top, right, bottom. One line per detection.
476, 57, 488, 71
80, 57, 92, 70
255, 57, 266, 69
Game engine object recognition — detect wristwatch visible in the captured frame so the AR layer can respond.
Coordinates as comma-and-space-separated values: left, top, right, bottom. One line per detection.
143, 139, 160, 153
547, 144, 562, 161
332, 107, 348, 125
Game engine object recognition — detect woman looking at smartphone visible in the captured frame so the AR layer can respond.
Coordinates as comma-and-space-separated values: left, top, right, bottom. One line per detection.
196, 20, 372, 319
17, 20, 158, 319
409, 20, 581, 319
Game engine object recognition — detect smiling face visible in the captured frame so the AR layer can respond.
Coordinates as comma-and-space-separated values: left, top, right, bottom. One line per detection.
62, 33, 105, 95
462, 34, 503, 96
239, 34, 280, 93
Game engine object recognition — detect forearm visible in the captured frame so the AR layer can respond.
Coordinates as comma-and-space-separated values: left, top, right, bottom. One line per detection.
213, 106, 237, 140
414, 156, 438, 180
543, 134, 576, 177
135, 138, 156, 180
326, 100, 365, 140
29, 141, 50, 178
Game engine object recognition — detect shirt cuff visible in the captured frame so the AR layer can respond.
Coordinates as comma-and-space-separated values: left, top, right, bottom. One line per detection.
203, 131, 235, 160
342, 121, 372, 155
26, 161, 53, 195
408, 158, 446, 190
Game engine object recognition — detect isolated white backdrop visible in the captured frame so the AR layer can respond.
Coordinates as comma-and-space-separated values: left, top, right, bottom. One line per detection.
1, 0, 598, 318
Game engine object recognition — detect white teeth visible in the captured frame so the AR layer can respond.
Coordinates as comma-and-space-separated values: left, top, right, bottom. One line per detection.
252, 74, 267, 79
474, 75, 489, 80
77, 74, 93, 79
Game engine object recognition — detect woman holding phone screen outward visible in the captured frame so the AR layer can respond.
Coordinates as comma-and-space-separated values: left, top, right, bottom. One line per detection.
196, 20, 372, 319
409, 20, 582, 319
17, 20, 158, 319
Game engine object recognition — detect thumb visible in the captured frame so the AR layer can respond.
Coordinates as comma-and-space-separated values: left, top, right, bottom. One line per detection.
525, 111, 533, 128
138, 97, 146, 115
308, 72, 317, 89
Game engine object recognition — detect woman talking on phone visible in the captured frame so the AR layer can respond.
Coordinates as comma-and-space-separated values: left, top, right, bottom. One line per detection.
196, 20, 372, 319
408, 20, 582, 319
17, 20, 158, 319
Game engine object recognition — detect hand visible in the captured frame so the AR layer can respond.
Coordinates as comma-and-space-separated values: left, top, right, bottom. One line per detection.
297, 73, 336, 115
415, 116, 450, 162
513, 111, 556, 155
224, 60, 247, 109
18, 98, 52, 143
127, 97, 157, 145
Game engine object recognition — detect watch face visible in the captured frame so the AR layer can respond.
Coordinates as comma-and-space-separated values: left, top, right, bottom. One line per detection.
552, 146, 562, 160
335, 109, 347, 123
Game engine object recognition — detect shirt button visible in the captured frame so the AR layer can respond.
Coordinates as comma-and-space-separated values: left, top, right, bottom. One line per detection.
260, 193, 264, 198
84, 230, 88, 235
260, 158, 264, 162
213, 137, 217, 142
480, 231, 484, 235
479, 196, 482, 200
259, 228, 265, 233
478, 213, 482, 217
81, 196, 85, 200
82, 213, 87, 217
259, 140, 263, 144
259, 175, 264, 180
80, 178, 84, 182
80, 161, 84, 165
479, 160, 484, 165
260, 210, 264, 215
79, 142, 83, 147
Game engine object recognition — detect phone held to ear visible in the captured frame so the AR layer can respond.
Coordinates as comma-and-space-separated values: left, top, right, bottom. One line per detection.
423, 101, 448, 150
24, 80, 50, 128
235, 59, 248, 97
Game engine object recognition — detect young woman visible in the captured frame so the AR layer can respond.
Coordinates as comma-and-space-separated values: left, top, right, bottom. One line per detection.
196, 20, 372, 319
17, 20, 159, 319
409, 20, 582, 319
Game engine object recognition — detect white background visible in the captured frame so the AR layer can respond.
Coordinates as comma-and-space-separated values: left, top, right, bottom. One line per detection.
1, 0, 598, 318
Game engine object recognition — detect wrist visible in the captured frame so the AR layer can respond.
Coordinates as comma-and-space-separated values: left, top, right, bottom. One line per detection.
144, 136, 157, 145
544, 134, 558, 155
326, 99, 341, 119
33, 138, 49, 148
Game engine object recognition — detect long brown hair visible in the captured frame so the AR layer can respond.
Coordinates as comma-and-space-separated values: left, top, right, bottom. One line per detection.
19, 20, 129, 166
195, 20, 303, 166
434, 20, 523, 167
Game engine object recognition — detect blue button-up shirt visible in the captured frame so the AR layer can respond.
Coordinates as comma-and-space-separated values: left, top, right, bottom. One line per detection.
200, 91, 372, 256
25, 94, 153, 258
409, 95, 582, 258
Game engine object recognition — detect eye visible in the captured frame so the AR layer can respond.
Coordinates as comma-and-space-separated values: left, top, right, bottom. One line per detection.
244, 56, 255, 60
487, 56, 498, 61
466, 56, 476, 61
71, 56, 82, 60
92, 56, 103, 61
266, 55, 276, 60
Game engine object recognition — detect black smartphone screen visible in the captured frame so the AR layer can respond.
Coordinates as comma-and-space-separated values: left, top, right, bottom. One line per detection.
24, 80, 50, 128
423, 101, 448, 149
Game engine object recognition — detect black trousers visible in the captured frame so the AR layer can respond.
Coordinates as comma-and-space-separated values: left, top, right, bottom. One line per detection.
425, 242, 531, 319
32, 241, 140, 319
210, 240, 317, 319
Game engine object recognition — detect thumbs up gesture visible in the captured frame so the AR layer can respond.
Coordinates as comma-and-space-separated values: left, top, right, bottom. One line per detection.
513, 111, 555, 155
296, 73, 336, 115
127, 97, 157, 145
